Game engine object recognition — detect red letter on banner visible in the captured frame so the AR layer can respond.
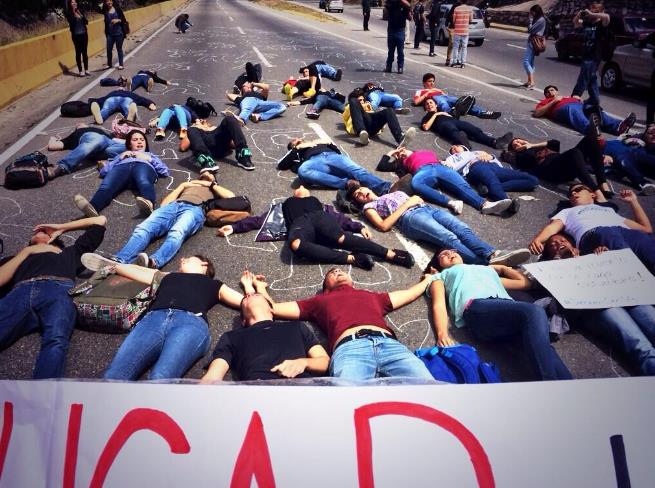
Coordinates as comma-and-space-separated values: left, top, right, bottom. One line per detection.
63, 404, 83, 488
230, 411, 276, 488
0, 402, 13, 481
89, 408, 190, 488
354, 401, 495, 488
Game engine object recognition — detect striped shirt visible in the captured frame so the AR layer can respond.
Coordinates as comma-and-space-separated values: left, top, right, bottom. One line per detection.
453, 5, 472, 36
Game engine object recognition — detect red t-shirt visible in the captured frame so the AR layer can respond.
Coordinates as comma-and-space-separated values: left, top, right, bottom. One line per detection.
535, 96, 580, 118
403, 150, 440, 174
297, 285, 394, 352
413, 88, 445, 106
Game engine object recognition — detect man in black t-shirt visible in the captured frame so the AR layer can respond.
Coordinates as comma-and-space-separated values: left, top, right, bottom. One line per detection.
0, 216, 107, 378
385, 0, 411, 73
571, 1, 610, 108
202, 273, 329, 382
427, 1, 442, 56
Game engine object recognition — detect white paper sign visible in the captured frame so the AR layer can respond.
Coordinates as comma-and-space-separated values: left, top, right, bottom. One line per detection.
523, 249, 655, 309
1, 378, 655, 487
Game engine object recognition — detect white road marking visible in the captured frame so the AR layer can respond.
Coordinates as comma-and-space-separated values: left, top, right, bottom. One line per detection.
393, 230, 430, 272
228, 15, 234, 22
507, 43, 526, 50
237, 26, 245, 34
252, 46, 273, 68
308, 122, 332, 141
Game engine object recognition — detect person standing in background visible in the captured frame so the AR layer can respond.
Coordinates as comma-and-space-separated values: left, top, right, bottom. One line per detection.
385, 0, 412, 74
444, 0, 460, 66
103, 0, 127, 70
362, 0, 371, 31
427, 1, 442, 57
450, 0, 472, 68
413, 0, 426, 49
65, 0, 89, 77
523, 4, 546, 89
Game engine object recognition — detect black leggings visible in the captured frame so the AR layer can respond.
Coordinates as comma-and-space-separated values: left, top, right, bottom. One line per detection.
187, 116, 248, 158
348, 97, 403, 143
288, 212, 388, 264
535, 134, 606, 189
72, 33, 88, 72
432, 117, 496, 148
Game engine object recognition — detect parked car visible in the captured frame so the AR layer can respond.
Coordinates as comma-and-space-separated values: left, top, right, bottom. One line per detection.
325, 0, 343, 13
555, 15, 655, 61
425, 4, 486, 47
600, 32, 655, 91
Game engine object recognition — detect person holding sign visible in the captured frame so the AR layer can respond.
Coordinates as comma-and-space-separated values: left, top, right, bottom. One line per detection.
540, 234, 655, 376
425, 249, 572, 381
202, 271, 329, 382
529, 186, 655, 273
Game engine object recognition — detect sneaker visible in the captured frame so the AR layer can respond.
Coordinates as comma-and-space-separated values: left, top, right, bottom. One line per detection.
397, 67, 404, 74
249, 113, 260, 123
617, 112, 637, 135
135, 196, 154, 215
493, 132, 513, 150
232, 84, 241, 95
78, 71, 84, 78
397, 127, 416, 148
154, 128, 166, 141
508, 197, 521, 215
395, 107, 411, 115
448, 200, 464, 215
127, 102, 138, 122
179, 128, 188, 139
117, 65, 124, 70
429, 52, 436, 57
489, 248, 531, 267
389, 174, 413, 195
384, 66, 392, 73
335, 68, 343, 81
236, 147, 255, 171
478, 111, 501, 120
452, 95, 475, 119
390, 249, 415, 269
196, 154, 219, 173
481, 198, 512, 215
306, 108, 320, 119
587, 109, 602, 139
84, 71, 91, 77
125, 77, 132, 91
639, 183, 655, 196
352, 253, 374, 270
146, 77, 154, 92
460, 64, 465, 68
90, 101, 103, 124
135, 252, 149, 267
359, 130, 369, 146
81, 252, 119, 271
47, 164, 65, 180
73, 194, 98, 217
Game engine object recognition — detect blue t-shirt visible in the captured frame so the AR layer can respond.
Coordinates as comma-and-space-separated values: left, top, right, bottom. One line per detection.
106, 10, 123, 36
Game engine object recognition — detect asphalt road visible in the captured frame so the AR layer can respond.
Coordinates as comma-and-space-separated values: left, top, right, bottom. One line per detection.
0, 0, 653, 381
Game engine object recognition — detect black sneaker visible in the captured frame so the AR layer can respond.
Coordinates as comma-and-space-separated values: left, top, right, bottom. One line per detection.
335, 68, 342, 81
452, 95, 476, 119
478, 111, 501, 119
384, 66, 392, 73
493, 132, 513, 150
236, 148, 255, 171
196, 154, 219, 173
617, 112, 637, 135
390, 249, 415, 269
306, 108, 320, 119
508, 197, 521, 215
352, 253, 374, 270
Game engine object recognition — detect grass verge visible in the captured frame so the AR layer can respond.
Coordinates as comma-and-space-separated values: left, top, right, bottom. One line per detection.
249, 0, 343, 23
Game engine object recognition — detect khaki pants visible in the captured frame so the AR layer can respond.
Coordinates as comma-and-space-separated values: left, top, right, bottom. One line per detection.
446, 28, 454, 63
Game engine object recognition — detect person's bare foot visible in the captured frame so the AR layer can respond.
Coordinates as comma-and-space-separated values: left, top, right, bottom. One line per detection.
48, 137, 64, 151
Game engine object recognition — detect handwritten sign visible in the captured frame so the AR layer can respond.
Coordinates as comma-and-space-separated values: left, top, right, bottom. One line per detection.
1, 377, 654, 487
523, 249, 655, 309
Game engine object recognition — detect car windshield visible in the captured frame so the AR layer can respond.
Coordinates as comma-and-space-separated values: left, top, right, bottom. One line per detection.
625, 17, 655, 33
471, 8, 482, 20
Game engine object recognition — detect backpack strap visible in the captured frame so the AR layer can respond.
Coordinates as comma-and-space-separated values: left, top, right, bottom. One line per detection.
437, 345, 481, 384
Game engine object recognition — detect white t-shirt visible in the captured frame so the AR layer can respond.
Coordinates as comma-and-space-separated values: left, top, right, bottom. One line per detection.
551, 204, 628, 246
443, 151, 502, 176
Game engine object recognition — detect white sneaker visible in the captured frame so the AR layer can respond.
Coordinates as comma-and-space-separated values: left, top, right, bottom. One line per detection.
359, 130, 369, 146
397, 127, 416, 148
481, 199, 512, 215
81, 253, 119, 271
73, 194, 98, 217
135, 196, 154, 215
127, 102, 138, 122
448, 200, 463, 215
639, 183, 655, 196
90, 102, 103, 124
489, 248, 532, 267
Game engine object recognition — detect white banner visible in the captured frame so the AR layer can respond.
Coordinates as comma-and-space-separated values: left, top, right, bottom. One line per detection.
0, 378, 654, 487
523, 249, 655, 309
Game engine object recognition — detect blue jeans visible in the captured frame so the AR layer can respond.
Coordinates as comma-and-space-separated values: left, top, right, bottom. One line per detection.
58, 132, 125, 173
553, 103, 620, 135
466, 162, 539, 201
297, 151, 391, 194
610, 148, 655, 188
579, 226, 655, 274
90, 161, 157, 212
572, 59, 601, 107
238, 98, 286, 123
104, 309, 210, 380
179, 21, 191, 33
158, 105, 193, 130
434, 94, 486, 117
523, 41, 536, 75
329, 336, 433, 380
367, 90, 402, 110
106, 34, 124, 67
313, 94, 345, 113
386, 29, 405, 70
398, 206, 494, 264
411, 164, 485, 209
588, 306, 655, 376
0, 279, 75, 379
464, 298, 572, 381
115, 201, 205, 268
131, 73, 150, 91
100, 96, 133, 121
452, 34, 469, 64
315, 63, 338, 79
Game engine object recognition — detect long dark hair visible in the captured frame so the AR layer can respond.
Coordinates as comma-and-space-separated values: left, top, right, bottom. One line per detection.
529, 4, 544, 21
125, 130, 150, 152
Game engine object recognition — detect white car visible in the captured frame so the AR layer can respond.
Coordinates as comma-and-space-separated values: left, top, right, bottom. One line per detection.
426, 4, 486, 47
325, 0, 343, 13
601, 32, 655, 91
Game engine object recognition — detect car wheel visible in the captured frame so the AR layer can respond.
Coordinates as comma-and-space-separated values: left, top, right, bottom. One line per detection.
473, 39, 483, 47
437, 30, 447, 46
601, 63, 622, 91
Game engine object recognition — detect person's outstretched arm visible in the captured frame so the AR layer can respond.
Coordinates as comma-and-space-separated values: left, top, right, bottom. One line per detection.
388, 274, 432, 310
621, 190, 653, 233
529, 219, 565, 254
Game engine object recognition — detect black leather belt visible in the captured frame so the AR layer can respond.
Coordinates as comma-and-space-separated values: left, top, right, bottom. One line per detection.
334, 329, 396, 350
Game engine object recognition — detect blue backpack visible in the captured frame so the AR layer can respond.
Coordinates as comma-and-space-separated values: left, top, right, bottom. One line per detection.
415, 344, 502, 384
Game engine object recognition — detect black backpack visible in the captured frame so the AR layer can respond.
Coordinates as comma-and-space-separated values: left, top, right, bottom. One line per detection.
60, 100, 91, 117
4, 151, 50, 190
186, 97, 217, 119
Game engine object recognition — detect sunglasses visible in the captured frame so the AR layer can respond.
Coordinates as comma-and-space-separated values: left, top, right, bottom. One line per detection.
568, 186, 590, 196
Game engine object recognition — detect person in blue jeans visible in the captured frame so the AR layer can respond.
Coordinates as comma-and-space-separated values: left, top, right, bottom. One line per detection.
226, 82, 286, 124
80, 254, 243, 380
73, 131, 169, 218
153, 103, 198, 140
426, 248, 573, 380
278, 137, 393, 194
130, 70, 171, 92
111, 172, 234, 269
0, 216, 106, 378
46, 126, 125, 179
102, 0, 126, 69
245, 267, 434, 381
603, 139, 655, 195
89, 90, 157, 124
347, 185, 532, 267
287, 88, 346, 119
385, 0, 411, 73
541, 233, 655, 376
299, 60, 342, 97
363, 82, 410, 114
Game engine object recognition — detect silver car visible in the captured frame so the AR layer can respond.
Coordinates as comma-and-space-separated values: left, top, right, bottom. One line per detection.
325, 0, 343, 13
601, 32, 655, 91
426, 4, 486, 47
